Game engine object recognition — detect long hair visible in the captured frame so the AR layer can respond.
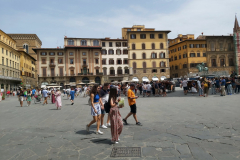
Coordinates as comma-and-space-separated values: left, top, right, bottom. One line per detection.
108, 87, 117, 104
90, 84, 99, 96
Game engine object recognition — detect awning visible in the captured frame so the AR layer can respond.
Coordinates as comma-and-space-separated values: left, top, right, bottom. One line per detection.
47, 86, 62, 88
160, 76, 167, 80
152, 77, 159, 81
132, 77, 139, 82
142, 77, 149, 82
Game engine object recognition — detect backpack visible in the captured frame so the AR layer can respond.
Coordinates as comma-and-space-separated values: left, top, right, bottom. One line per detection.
104, 102, 111, 113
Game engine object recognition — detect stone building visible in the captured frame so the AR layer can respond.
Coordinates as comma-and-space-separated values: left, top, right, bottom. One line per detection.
205, 35, 235, 76
233, 15, 240, 75
33, 37, 103, 88
0, 30, 21, 91
101, 38, 129, 82
169, 34, 207, 78
122, 25, 171, 82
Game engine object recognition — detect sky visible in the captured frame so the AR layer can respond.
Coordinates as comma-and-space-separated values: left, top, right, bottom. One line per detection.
1, 0, 240, 48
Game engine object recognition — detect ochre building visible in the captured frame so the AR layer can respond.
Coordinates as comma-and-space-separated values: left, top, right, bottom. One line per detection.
122, 25, 171, 82
169, 34, 207, 78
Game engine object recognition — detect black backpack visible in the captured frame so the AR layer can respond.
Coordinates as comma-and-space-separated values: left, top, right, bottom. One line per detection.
104, 102, 111, 113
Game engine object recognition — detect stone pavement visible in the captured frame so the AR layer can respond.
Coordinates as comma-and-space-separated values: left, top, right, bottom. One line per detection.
0, 88, 240, 160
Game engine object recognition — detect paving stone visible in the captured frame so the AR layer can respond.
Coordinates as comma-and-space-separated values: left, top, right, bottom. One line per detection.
188, 143, 214, 160
209, 151, 239, 160
142, 147, 159, 157
176, 144, 191, 155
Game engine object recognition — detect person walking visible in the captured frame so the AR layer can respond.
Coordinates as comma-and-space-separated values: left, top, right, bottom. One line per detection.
100, 83, 109, 129
181, 78, 188, 95
23, 89, 27, 101
51, 90, 56, 103
203, 78, 209, 97
70, 88, 75, 105
220, 77, 226, 96
154, 81, 159, 97
226, 77, 232, 95
42, 88, 48, 105
31, 88, 36, 99
55, 89, 62, 110
211, 78, 216, 94
83, 85, 88, 97
18, 90, 24, 107
26, 90, 32, 106
109, 87, 123, 144
123, 83, 141, 126
197, 78, 203, 96
86, 85, 104, 134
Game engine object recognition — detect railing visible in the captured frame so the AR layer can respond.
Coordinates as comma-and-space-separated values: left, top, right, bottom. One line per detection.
49, 63, 56, 67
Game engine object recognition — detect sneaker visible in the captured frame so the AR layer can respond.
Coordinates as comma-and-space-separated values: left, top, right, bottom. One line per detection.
118, 138, 120, 141
123, 119, 128, 125
136, 122, 142, 126
96, 130, 103, 135
101, 125, 107, 129
106, 123, 111, 127
111, 140, 119, 144
86, 125, 89, 132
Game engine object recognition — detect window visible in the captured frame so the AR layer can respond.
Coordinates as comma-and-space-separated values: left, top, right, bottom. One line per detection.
122, 42, 127, 47
183, 54, 187, 58
109, 59, 114, 65
160, 61, 166, 67
197, 53, 200, 57
132, 53, 136, 59
160, 52, 165, 58
160, 43, 164, 49
2, 48, 3, 54
175, 66, 178, 70
183, 45, 187, 49
70, 59, 74, 64
117, 59, 122, 64
69, 52, 73, 56
123, 50, 128, 54
196, 44, 199, 48
150, 34, 155, 39
127, 29, 131, 31
109, 42, 112, 47
189, 44, 194, 48
23, 44, 29, 53
58, 52, 63, 56
101, 50, 106, 55
124, 59, 128, 64
82, 52, 86, 56
93, 40, 99, 46
229, 58, 234, 66
125, 68, 129, 74
42, 68, 46, 76
51, 68, 55, 77
103, 68, 107, 75
151, 43, 155, 49
116, 49, 121, 55
96, 69, 99, 74
81, 40, 87, 46
140, 34, 146, 39
160, 69, 166, 72
190, 53, 195, 57
211, 59, 216, 67
2, 57, 4, 65
110, 69, 115, 75
130, 34, 136, 39
6, 59, 8, 66
179, 55, 181, 59
60, 68, 63, 76
102, 59, 106, 65
202, 44, 206, 48
174, 56, 177, 60
203, 53, 206, 57
211, 43, 215, 51
132, 44, 135, 50
142, 62, 146, 73
158, 34, 163, 39
6, 50, 8, 55
42, 59, 46, 64
190, 63, 195, 68
50, 52, 55, 56
68, 40, 74, 45
10, 52, 11, 57
102, 42, 105, 47
142, 43, 145, 49
116, 42, 121, 47
58, 58, 63, 64
220, 59, 225, 66
108, 49, 114, 55
95, 59, 99, 64
95, 52, 99, 56
151, 53, 157, 58
152, 61, 156, 68
219, 43, 223, 51
152, 69, 157, 73
41, 52, 46, 56
228, 43, 232, 51
142, 53, 146, 59
83, 59, 87, 65
137, 28, 141, 31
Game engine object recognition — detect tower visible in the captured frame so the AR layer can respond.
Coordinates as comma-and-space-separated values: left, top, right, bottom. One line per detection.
233, 15, 240, 75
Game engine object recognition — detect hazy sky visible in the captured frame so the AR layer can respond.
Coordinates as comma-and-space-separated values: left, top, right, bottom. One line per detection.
1, 0, 240, 48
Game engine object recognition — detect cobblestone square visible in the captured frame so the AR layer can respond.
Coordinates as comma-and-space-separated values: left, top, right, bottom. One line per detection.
1, 88, 240, 160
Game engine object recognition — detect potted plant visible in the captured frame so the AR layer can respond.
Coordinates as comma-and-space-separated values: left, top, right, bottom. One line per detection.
2, 93, 5, 100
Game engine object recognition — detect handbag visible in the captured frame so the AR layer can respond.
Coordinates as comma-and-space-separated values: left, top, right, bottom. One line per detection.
104, 102, 111, 113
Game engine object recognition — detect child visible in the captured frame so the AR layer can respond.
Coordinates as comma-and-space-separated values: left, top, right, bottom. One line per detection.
123, 83, 142, 126
27, 90, 32, 106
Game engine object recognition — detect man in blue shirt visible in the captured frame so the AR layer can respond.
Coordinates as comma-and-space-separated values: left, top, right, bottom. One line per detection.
31, 89, 36, 99
42, 88, 48, 105
70, 88, 75, 105
220, 77, 226, 96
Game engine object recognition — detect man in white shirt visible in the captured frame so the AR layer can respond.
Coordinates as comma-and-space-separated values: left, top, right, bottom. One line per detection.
181, 78, 188, 95
197, 78, 203, 96
146, 82, 151, 97
83, 85, 88, 97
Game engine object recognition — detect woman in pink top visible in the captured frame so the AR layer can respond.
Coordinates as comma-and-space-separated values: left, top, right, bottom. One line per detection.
55, 89, 62, 110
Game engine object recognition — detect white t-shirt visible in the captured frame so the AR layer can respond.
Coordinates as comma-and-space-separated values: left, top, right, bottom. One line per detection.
84, 87, 87, 91
182, 80, 188, 87
147, 84, 151, 91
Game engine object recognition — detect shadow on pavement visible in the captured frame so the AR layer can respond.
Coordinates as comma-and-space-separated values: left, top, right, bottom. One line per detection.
90, 138, 112, 145
75, 130, 95, 135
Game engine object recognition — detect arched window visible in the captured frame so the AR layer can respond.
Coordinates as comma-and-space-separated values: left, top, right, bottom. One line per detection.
159, 52, 165, 58
151, 53, 157, 59
83, 67, 87, 74
81, 40, 87, 46
132, 53, 136, 59
142, 53, 146, 59
143, 62, 146, 73
23, 44, 29, 53
132, 43, 135, 50
93, 40, 99, 46
95, 77, 101, 84
68, 40, 74, 45
82, 77, 89, 84
151, 43, 155, 49
142, 43, 145, 49
160, 61, 166, 67
133, 62, 137, 74
229, 58, 234, 66
160, 43, 164, 49
70, 77, 76, 82
152, 61, 156, 68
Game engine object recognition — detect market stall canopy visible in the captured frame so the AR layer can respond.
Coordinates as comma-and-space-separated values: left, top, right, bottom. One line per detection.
132, 77, 139, 82
112, 81, 120, 84
152, 76, 159, 81
47, 86, 62, 88
77, 82, 86, 85
160, 76, 167, 81
142, 77, 150, 82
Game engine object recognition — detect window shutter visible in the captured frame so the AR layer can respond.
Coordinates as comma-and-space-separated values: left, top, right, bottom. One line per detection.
120, 60, 122, 64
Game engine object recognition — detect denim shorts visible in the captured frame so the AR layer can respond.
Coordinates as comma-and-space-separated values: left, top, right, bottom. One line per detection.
91, 103, 101, 116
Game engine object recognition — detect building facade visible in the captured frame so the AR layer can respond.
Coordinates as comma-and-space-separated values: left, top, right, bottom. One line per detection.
233, 16, 240, 75
205, 36, 235, 76
18, 49, 37, 88
34, 38, 103, 88
0, 30, 21, 91
122, 25, 171, 82
101, 38, 129, 82
169, 34, 207, 78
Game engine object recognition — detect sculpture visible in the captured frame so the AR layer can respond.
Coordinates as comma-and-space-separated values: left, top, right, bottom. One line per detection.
196, 62, 208, 73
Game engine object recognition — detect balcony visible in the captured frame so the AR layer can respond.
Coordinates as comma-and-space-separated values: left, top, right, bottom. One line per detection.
49, 63, 56, 67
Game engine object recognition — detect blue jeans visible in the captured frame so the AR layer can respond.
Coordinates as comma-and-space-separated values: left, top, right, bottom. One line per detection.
199, 88, 203, 96
211, 85, 216, 94
227, 84, 232, 94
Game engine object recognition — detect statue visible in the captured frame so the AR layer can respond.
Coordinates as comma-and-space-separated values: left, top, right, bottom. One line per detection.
196, 62, 208, 74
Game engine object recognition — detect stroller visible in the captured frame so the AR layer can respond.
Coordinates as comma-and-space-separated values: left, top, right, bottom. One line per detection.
34, 95, 42, 104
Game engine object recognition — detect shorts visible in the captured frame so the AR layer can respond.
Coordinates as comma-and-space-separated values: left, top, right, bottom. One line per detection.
143, 90, 146, 93
183, 87, 188, 91
19, 96, 24, 101
70, 96, 74, 100
204, 87, 209, 94
130, 104, 137, 113
24, 95, 27, 97
91, 103, 101, 116
101, 108, 106, 114
31, 94, 34, 97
